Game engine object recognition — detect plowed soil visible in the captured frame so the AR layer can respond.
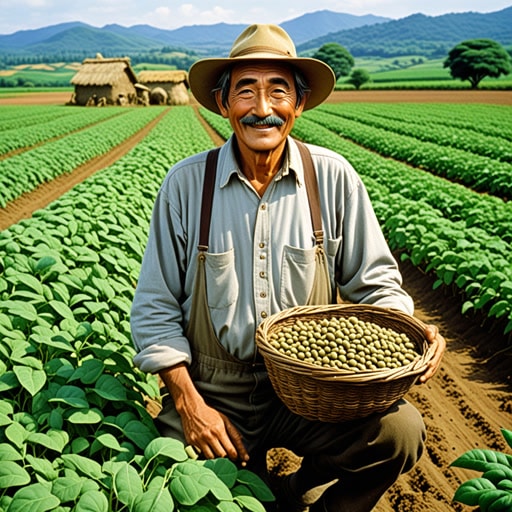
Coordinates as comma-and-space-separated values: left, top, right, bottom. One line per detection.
1, 90, 511, 511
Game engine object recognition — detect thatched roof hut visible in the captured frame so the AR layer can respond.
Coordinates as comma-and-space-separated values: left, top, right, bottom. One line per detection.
71, 54, 139, 106
138, 70, 190, 105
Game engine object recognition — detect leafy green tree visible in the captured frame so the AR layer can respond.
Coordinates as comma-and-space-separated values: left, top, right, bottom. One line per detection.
312, 43, 354, 81
444, 39, 511, 89
347, 68, 371, 90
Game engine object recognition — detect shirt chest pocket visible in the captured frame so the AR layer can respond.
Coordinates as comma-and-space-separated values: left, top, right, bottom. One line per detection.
280, 245, 317, 308
280, 237, 342, 309
204, 249, 239, 309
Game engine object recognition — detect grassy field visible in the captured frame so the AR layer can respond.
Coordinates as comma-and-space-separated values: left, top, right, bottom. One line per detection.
1, 56, 511, 90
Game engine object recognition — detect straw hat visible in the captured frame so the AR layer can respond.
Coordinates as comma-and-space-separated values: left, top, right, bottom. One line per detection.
188, 24, 336, 114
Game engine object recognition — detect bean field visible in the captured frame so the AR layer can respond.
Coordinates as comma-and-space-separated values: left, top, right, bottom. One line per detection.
0, 91, 510, 511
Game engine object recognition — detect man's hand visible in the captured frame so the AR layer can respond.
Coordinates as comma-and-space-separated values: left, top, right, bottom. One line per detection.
419, 324, 446, 384
180, 400, 249, 465
159, 363, 249, 465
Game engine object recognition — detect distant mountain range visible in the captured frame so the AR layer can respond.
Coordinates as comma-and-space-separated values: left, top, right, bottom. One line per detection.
0, 7, 510, 59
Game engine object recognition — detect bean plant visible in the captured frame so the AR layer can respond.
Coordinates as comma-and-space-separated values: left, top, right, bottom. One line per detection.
451, 428, 512, 511
0, 107, 274, 511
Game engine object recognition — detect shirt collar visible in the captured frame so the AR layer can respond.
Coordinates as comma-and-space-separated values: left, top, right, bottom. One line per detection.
218, 136, 304, 189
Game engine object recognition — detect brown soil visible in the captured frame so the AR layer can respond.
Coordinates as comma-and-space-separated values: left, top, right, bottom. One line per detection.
1, 91, 511, 511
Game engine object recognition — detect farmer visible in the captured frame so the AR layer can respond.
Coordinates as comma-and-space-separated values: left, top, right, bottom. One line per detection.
130, 23, 446, 512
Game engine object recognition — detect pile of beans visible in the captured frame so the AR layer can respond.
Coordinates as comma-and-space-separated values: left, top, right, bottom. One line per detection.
268, 315, 419, 371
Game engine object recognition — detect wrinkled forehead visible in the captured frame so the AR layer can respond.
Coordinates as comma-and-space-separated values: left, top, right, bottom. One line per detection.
228, 60, 297, 82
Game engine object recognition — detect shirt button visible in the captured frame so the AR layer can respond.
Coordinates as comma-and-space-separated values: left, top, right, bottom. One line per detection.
259, 242, 265, 248
261, 311, 268, 318
261, 204, 267, 210
259, 271, 265, 278
260, 292, 267, 298
260, 254, 266, 260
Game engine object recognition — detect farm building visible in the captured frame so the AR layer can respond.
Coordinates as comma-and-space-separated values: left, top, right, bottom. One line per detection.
70, 54, 145, 106
137, 70, 190, 105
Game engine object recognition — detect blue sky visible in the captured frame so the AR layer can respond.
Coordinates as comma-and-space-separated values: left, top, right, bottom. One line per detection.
0, 0, 510, 35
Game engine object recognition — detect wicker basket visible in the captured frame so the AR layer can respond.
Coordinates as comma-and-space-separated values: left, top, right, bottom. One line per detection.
255, 304, 436, 422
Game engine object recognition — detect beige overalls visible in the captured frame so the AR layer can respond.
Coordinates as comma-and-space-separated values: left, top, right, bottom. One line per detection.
155, 141, 333, 441
154, 142, 426, 511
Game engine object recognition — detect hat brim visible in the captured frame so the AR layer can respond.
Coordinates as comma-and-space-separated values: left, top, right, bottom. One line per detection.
188, 56, 336, 114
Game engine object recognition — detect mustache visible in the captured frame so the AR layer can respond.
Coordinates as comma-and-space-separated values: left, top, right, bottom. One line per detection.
240, 115, 285, 127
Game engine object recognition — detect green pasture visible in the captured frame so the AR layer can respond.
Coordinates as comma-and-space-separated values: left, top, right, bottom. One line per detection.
1, 56, 511, 90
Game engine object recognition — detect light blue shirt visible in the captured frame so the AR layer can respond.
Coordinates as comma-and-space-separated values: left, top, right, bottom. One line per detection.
131, 136, 413, 374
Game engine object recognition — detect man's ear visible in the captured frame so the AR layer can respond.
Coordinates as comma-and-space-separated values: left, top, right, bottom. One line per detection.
215, 90, 229, 118
294, 92, 308, 118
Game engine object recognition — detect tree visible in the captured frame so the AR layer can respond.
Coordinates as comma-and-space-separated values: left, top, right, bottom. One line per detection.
312, 43, 354, 81
443, 39, 511, 89
347, 68, 371, 90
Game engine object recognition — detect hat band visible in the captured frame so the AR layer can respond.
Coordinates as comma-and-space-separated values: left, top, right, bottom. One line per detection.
232, 45, 293, 58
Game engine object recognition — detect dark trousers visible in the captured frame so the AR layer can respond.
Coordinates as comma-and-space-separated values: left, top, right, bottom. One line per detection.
243, 398, 426, 512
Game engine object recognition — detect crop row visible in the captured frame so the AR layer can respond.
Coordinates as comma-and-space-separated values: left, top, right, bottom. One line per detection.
302, 109, 512, 199
292, 116, 512, 335
317, 103, 512, 163
330, 102, 512, 141
0, 107, 126, 157
0, 105, 78, 129
199, 107, 512, 335
0, 106, 166, 208
0, 107, 270, 510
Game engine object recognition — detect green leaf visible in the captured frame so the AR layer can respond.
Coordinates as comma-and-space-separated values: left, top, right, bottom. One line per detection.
0, 461, 30, 489
451, 449, 512, 472
27, 429, 69, 453
114, 462, 143, 506
133, 487, 174, 512
0, 300, 38, 322
93, 433, 127, 453
479, 489, 512, 511
14, 273, 44, 295
204, 458, 238, 488
34, 256, 57, 273
502, 429, 512, 450
13, 365, 46, 396
0, 443, 22, 461
49, 300, 75, 320
51, 476, 82, 503
8, 483, 61, 511
170, 462, 211, 505
48, 385, 89, 408
144, 437, 188, 463
236, 469, 275, 501
67, 408, 103, 425
234, 494, 266, 511
75, 490, 109, 512
5, 422, 28, 450
25, 454, 59, 481
61, 453, 104, 480
93, 374, 127, 401
123, 420, 157, 450
69, 359, 105, 385
453, 478, 496, 506
219, 502, 243, 512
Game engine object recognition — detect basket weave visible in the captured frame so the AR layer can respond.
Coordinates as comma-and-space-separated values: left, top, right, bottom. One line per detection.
255, 304, 436, 422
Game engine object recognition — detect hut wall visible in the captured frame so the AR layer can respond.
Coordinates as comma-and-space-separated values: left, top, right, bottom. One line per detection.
111, 74, 137, 104
74, 85, 112, 106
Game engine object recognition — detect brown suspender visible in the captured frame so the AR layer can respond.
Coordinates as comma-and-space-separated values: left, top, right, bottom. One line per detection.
295, 140, 324, 245
198, 141, 323, 250
198, 147, 220, 251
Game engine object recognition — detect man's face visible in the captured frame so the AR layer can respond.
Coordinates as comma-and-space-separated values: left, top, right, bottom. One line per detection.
216, 62, 306, 154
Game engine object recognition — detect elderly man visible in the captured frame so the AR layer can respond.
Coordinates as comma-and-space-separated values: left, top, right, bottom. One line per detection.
130, 24, 445, 511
